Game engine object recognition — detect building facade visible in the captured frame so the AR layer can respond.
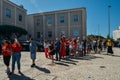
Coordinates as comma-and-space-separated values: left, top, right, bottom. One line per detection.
27, 8, 87, 40
113, 26, 120, 40
0, 0, 27, 40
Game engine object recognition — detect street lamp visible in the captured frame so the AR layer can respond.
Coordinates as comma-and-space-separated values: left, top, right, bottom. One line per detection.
108, 5, 111, 38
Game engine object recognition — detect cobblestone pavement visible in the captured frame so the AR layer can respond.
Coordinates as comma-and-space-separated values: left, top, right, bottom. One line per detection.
0, 48, 120, 80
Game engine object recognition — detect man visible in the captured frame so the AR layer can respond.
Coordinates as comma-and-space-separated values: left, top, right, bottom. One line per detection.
29, 38, 38, 67
55, 38, 61, 61
83, 38, 87, 56
106, 39, 114, 55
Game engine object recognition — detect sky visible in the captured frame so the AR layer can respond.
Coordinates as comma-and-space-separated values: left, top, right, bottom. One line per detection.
10, 0, 120, 38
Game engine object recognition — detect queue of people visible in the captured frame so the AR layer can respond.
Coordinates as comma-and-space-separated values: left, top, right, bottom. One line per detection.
1, 36, 114, 76
43, 35, 115, 64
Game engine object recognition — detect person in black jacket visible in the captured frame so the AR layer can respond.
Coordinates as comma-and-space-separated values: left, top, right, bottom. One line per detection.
83, 38, 87, 56
49, 40, 56, 63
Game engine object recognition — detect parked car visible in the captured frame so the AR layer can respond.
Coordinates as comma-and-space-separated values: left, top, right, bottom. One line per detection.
19, 41, 30, 51
20, 41, 44, 52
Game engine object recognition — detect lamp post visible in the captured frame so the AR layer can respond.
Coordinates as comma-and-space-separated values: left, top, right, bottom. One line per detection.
108, 5, 111, 38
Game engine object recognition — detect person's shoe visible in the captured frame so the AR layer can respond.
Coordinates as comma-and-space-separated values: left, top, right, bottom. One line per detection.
18, 70, 22, 74
6, 69, 10, 75
9, 71, 14, 75
31, 64, 36, 68
55, 59, 58, 61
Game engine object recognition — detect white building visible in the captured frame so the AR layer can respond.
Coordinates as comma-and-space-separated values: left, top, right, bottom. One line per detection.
113, 26, 120, 40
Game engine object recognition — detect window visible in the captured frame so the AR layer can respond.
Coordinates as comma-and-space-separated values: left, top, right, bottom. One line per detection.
60, 16, 64, 23
47, 17, 52, 24
74, 15, 78, 22
19, 14, 22, 21
48, 31, 52, 38
37, 32, 40, 38
36, 19, 40, 26
6, 8, 11, 18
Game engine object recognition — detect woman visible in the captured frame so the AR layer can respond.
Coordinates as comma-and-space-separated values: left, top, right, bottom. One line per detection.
44, 40, 50, 58
2, 40, 13, 75
78, 41, 83, 57
87, 41, 92, 54
12, 39, 22, 74
66, 39, 70, 58
60, 35, 66, 58
98, 40, 102, 54
48, 40, 56, 63
73, 38, 77, 57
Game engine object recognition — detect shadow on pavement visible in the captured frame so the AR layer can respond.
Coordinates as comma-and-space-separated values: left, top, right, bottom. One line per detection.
61, 60, 77, 65
66, 58, 78, 63
108, 54, 120, 57
101, 53, 120, 57
35, 66, 50, 73
55, 62, 69, 67
9, 72, 34, 80
71, 55, 104, 60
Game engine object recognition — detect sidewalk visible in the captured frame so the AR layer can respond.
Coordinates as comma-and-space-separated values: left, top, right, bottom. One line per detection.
0, 48, 120, 80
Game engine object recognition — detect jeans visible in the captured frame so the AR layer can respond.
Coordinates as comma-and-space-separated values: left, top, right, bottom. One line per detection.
55, 50, 61, 60
12, 52, 21, 71
44, 48, 49, 58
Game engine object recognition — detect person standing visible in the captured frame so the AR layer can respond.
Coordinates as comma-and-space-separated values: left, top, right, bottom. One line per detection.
98, 40, 102, 54
48, 40, 56, 63
106, 39, 114, 55
87, 40, 92, 54
73, 38, 77, 57
77, 41, 83, 57
93, 39, 97, 53
44, 40, 50, 58
12, 39, 22, 74
29, 38, 38, 67
55, 38, 61, 61
2, 41, 13, 75
60, 35, 66, 59
83, 38, 87, 56
66, 39, 70, 58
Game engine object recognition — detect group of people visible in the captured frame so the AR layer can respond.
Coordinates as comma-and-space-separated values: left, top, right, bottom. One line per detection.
44, 35, 114, 63
1, 38, 38, 76
1, 35, 114, 76
2, 39, 22, 75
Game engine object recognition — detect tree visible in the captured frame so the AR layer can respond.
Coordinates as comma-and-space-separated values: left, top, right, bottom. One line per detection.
0, 25, 27, 39
86, 34, 105, 40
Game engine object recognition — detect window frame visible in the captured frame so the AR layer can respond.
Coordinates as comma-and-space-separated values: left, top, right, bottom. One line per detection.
5, 8, 11, 18
74, 15, 79, 22
48, 31, 52, 38
60, 16, 64, 23
37, 32, 40, 38
47, 17, 52, 25
19, 14, 22, 22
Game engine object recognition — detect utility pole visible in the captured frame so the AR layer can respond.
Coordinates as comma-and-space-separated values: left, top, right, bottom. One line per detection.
108, 5, 111, 38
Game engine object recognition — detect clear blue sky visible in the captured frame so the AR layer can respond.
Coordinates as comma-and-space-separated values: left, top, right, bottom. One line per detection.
10, 0, 120, 38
